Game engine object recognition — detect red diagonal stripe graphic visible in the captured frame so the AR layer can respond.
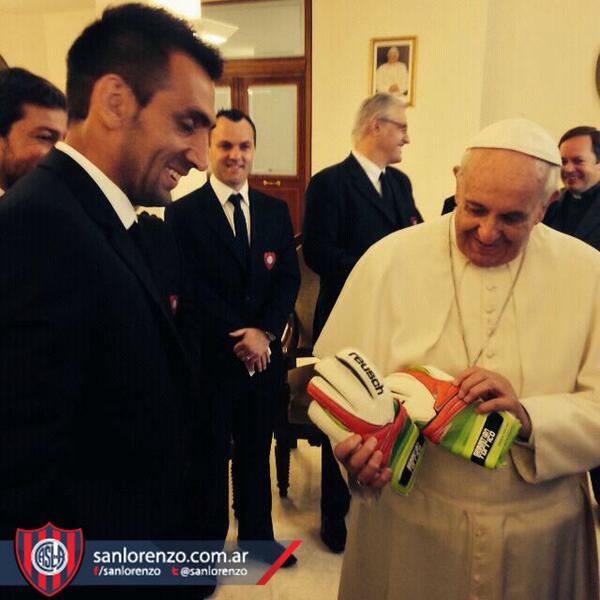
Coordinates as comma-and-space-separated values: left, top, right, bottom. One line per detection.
256, 540, 301, 586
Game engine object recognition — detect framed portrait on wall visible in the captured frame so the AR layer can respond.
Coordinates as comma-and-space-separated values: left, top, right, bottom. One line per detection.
370, 36, 417, 106
596, 52, 600, 100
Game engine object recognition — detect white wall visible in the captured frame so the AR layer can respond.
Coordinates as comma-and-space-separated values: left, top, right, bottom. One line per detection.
0, 9, 93, 90
0, 12, 50, 79
480, 0, 600, 137
312, 0, 488, 219
312, 0, 600, 220
0, 4, 204, 200
2, 0, 600, 216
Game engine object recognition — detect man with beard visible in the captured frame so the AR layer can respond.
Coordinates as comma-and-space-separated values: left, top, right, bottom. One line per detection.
0, 67, 66, 194
0, 4, 222, 598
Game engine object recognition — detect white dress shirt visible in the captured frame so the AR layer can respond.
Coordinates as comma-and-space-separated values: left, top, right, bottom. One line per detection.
352, 149, 385, 196
210, 175, 251, 242
55, 141, 137, 229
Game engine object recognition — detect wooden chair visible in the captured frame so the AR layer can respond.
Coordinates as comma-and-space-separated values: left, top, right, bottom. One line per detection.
273, 234, 325, 498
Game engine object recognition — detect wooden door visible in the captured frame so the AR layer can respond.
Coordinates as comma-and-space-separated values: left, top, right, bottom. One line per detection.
243, 75, 305, 233
219, 58, 308, 233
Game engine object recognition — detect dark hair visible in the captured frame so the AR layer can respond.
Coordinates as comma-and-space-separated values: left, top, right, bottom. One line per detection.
214, 108, 257, 144
0, 67, 66, 136
67, 3, 223, 122
559, 126, 600, 162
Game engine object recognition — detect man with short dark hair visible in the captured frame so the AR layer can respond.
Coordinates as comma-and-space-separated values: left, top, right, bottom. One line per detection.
0, 67, 66, 193
544, 126, 600, 245
0, 4, 222, 597
166, 109, 300, 567
303, 93, 422, 552
544, 125, 600, 505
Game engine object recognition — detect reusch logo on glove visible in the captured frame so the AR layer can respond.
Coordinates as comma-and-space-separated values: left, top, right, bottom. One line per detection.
308, 347, 424, 496
344, 351, 385, 396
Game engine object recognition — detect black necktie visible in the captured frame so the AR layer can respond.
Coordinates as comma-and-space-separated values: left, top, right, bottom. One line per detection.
128, 220, 154, 269
379, 171, 401, 227
128, 220, 143, 246
229, 193, 249, 267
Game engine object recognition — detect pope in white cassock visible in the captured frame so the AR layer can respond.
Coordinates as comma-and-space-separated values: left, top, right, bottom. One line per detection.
375, 46, 408, 97
314, 118, 600, 600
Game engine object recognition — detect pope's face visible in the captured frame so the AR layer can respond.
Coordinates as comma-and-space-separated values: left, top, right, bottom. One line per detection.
559, 134, 600, 195
387, 48, 400, 63
454, 149, 548, 267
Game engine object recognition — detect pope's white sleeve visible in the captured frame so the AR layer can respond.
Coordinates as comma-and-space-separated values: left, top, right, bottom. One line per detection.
515, 278, 600, 483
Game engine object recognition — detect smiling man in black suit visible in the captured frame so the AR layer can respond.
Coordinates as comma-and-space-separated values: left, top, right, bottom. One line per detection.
166, 109, 300, 567
0, 67, 66, 195
302, 93, 423, 553
0, 4, 222, 598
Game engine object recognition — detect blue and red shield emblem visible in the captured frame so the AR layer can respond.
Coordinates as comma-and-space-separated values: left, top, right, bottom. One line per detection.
15, 522, 84, 597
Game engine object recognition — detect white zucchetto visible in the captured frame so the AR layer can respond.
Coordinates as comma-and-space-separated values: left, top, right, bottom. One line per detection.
467, 118, 561, 166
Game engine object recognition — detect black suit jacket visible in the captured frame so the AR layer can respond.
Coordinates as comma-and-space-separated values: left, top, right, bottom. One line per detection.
0, 149, 205, 541
441, 195, 456, 215
135, 211, 182, 316
303, 153, 423, 338
165, 181, 300, 384
543, 184, 600, 251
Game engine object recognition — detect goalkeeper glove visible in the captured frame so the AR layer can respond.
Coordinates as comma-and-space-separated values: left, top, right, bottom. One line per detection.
307, 348, 425, 495
385, 366, 521, 468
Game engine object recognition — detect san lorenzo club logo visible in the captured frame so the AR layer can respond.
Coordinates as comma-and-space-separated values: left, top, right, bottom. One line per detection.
15, 522, 84, 597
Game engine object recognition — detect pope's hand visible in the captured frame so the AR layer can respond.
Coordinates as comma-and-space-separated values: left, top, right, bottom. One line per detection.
386, 365, 522, 468
334, 434, 392, 490
307, 348, 425, 495
453, 367, 532, 439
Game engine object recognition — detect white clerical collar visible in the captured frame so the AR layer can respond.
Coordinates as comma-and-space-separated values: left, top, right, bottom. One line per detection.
210, 175, 250, 209
55, 141, 137, 229
352, 149, 385, 190
449, 212, 525, 275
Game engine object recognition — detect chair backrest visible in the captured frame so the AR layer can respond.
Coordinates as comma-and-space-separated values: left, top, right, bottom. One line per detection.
294, 238, 319, 355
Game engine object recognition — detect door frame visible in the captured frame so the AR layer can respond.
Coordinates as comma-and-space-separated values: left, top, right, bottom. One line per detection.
205, 0, 312, 232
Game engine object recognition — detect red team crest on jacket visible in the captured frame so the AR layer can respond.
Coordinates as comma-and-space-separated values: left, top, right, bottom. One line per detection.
264, 252, 276, 270
169, 294, 179, 315
15, 522, 84, 597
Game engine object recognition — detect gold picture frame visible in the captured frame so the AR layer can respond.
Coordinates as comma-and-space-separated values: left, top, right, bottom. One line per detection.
370, 36, 417, 106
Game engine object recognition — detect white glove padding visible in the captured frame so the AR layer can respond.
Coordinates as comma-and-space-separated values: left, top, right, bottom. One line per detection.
312, 348, 396, 425
385, 366, 521, 469
307, 348, 425, 495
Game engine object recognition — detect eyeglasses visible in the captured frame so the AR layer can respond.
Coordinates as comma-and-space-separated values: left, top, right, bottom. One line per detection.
379, 117, 408, 132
